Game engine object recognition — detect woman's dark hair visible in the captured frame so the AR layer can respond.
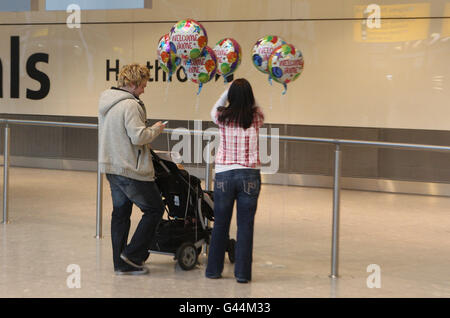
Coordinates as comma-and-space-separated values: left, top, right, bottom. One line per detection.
217, 78, 257, 129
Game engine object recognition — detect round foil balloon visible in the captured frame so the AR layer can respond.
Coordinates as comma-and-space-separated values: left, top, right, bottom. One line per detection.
213, 38, 242, 82
185, 46, 217, 94
169, 19, 208, 61
252, 35, 286, 77
157, 34, 180, 81
268, 43, 304, 94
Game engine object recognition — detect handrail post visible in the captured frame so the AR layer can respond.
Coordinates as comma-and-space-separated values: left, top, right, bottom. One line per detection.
204, 137, 213, 191
330, 143, 342, 279
2, 124, 10, 224
95, 146, 103, 239
203, 135, 214, 256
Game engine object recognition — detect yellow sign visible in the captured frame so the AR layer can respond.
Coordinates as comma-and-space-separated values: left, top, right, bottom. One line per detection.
33, 28, 49, 38
442, 3, 450, 37
354, 3, 430, 42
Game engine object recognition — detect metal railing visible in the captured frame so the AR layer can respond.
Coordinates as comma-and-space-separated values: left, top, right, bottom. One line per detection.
1, 118, 450, 279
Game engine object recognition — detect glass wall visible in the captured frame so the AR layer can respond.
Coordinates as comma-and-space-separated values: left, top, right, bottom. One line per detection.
0, 0, 449, 186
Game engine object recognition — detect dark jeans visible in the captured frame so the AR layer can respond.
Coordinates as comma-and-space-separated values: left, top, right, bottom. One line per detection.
106, 174, 164, 271
206, 169, 261, 281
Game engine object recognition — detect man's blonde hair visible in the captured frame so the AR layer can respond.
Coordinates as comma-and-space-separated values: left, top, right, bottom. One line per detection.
118, 63, 150, 88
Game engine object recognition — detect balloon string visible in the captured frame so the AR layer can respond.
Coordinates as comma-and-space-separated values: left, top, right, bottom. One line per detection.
197, 83, 203, 95
268, 76, 273, 86
282, 83, 287, 95
195, 93, 200, 112
269, 88, 273, 110
164, 79, 170, 103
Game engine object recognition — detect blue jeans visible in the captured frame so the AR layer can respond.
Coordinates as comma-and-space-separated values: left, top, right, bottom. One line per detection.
106, 174, 164, 271
206, 169, 261, 281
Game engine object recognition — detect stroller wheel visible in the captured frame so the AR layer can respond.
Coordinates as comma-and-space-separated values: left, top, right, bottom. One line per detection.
227, 239, 236, 264
176, 242, 198, 271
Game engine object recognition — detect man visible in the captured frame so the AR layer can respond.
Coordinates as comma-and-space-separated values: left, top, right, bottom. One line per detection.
98, 63, 165, 275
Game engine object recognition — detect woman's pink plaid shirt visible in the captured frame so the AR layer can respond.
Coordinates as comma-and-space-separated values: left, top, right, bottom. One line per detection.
213, 108, 264, 168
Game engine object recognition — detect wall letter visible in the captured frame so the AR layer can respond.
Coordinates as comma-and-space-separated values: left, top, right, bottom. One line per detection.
106, 59, 120, 81
10, 36, 20, 98
26, 53, 50, 100
177, 66, 187, 82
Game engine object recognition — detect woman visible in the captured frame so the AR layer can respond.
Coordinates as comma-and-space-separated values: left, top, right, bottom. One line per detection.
206, 78, 264, 283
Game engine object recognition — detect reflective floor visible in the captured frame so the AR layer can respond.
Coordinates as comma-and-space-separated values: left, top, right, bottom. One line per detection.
0, 167, 449, 298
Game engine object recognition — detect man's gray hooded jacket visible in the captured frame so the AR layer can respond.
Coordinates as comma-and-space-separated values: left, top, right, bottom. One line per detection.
98, 87, 161, 181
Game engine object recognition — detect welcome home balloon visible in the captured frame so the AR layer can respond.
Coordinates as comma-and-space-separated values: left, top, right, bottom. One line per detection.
157, 34, 180, 81
185, 46, 217, 94
252, 35, 286, 76
213, 38, 242, 82
268, 43, 304, 94
169, 19, 208, 61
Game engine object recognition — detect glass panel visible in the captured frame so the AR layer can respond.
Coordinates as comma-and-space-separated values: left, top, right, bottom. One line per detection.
0, 1, 449, 191
45, 0, 151, 11
0, 0, 31, 12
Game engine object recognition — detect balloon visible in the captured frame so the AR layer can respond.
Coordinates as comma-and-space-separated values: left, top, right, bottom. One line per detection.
252, 35, 286, 81
157, 34, 180, 81
169, 19, 208, 61
268, 43, 304, 94
213, 38, 242, 82
184, 46, 217, 94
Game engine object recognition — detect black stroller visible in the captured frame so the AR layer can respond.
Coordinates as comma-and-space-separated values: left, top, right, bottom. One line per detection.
148, 149, 236, 270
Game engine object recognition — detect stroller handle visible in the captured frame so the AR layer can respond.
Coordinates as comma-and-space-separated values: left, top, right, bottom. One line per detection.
149, 148, 161, 162
150, 148, 171, 173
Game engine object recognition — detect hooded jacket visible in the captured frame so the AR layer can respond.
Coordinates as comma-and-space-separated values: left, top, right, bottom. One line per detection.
98, 87, 161, 181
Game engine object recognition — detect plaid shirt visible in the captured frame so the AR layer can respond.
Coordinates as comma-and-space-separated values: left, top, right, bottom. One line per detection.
211, 90, 264, 168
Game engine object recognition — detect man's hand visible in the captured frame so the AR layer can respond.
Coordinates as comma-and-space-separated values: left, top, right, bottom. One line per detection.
152, 121, 166, 133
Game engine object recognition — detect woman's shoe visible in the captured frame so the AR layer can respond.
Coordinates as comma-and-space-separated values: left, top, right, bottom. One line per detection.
236, 278, 249, 284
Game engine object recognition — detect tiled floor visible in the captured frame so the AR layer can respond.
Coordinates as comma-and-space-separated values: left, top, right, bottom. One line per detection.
0, 167, 449, 298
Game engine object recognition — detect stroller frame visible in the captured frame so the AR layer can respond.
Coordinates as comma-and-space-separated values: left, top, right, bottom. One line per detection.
148, 149, 235, 270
